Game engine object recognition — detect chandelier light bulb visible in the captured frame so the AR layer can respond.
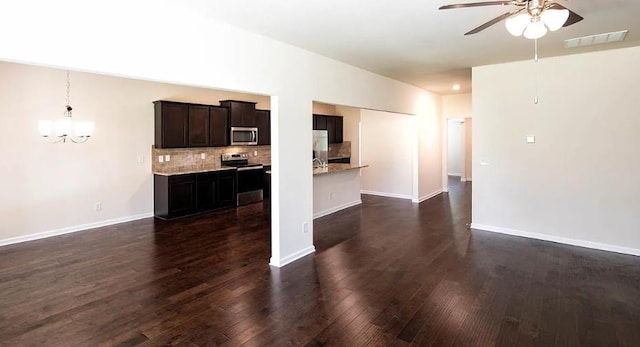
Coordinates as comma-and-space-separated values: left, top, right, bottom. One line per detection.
505, 13, 530, 37
541, 9, 570, 31
524, 19, 548, 40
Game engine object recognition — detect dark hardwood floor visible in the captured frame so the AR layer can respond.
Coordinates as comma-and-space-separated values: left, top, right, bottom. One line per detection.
1, 179, 639, 346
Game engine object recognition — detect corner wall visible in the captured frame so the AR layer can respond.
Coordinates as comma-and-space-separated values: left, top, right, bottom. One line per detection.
472, 46, 640, 255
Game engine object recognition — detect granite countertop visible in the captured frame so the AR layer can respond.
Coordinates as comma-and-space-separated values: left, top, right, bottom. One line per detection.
313, 163, 369, 176
153, 166, 237, 176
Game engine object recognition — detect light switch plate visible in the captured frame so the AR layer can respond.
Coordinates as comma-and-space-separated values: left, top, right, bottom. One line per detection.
526, 135, 536, 143
158, 156, 164, 163
165, 155, 171, 162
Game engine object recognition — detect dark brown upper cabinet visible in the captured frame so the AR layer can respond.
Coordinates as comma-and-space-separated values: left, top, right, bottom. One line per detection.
209, 106, 229, 147
312, 114, 343, 144
155, 101, 231, 148
220, 100, 257, 127
255, 109, 270, 145
188, 105, 210, 147
155, 101, 189, 148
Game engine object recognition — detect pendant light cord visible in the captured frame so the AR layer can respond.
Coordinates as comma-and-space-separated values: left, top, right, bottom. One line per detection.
534, 39, 539, 105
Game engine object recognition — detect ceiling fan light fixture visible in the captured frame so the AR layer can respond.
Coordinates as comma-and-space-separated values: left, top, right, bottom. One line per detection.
505, 13, 530, 36
524, 19, 548, 40
541, 9, 570, 31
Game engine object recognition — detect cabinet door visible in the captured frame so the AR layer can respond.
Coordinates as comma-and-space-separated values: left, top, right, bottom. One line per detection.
168, 175, 196, 217
222, 101, 257, 127
314, 114, 327, 130
196, 172, 217, 211
157, 102, 188, 148
335, 116, 343, 143
217, 170, 237, 208
255, 110, 270, 145
210, 106, 229, 147
188, 105, 210, 147
326, 116, 336, 144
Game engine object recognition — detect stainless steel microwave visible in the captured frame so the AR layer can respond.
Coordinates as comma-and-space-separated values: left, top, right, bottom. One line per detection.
230, 127, 258, 145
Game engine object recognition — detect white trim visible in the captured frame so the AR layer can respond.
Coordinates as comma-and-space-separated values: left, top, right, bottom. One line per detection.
314, 200, 361, 219
460, 178, 467, 182
442, 187, 450, 193
465, 177, 472, 182
448, 173, 462, 177
360, 190, 412, 200
412, 189, 443, 204
270, 246, 316, 267
0, 213, 154, 247
471, 223, 640, 257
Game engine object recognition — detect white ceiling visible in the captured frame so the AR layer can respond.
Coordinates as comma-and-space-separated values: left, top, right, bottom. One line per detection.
190, 0, 640, 95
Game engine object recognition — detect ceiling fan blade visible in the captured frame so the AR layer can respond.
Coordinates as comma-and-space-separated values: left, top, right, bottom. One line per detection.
547, 3, 584, 26
464, 9, 523, 35
439, 1, 514, 10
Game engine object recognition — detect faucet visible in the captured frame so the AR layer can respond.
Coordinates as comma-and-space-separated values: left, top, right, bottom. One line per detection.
312, 158, 327, 168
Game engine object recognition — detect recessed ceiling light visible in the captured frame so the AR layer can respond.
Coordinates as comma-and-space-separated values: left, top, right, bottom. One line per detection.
452, 84, 461, 91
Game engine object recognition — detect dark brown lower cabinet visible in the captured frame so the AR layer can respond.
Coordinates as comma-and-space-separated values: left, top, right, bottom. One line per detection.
154, 169, 237, 219
196, 172, 217, 211
217, 170, 237, 208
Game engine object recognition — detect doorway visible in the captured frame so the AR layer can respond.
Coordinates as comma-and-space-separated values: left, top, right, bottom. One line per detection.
446, 118, 472, 189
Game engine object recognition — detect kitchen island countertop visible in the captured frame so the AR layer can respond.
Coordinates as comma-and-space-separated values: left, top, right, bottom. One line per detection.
313, 163, 368, 176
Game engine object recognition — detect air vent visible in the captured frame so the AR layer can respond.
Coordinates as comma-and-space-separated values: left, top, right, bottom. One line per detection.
564, 30, 628, 48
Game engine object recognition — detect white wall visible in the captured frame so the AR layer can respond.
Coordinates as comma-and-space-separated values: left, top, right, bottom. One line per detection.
360, 110, 414, 199
464, 118, 473, 181
0, 0, 442, 266
447, 120, 463, 176
442, 94, 472, 119
473, 46, 640, 256
313, 170, 362, 219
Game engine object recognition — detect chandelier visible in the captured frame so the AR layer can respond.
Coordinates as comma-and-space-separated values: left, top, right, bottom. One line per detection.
505, 1, 570, 40
38, 70, 94, 143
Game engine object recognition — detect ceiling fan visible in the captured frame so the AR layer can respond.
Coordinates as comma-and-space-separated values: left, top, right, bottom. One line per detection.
439, 0, 584, 39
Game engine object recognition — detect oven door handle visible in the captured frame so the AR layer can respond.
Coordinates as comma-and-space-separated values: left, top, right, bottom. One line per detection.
237, 166, 264, 172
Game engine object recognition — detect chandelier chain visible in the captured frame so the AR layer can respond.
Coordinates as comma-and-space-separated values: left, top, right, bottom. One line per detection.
66, 70, 71, 108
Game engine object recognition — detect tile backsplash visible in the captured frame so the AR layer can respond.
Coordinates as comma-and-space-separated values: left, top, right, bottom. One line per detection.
152, 145, 271, 174
328, 141, 351, 159
152, 141, 351, 174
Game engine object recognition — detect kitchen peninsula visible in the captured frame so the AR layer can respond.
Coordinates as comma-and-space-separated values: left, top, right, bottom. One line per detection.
313, 163, 368, 219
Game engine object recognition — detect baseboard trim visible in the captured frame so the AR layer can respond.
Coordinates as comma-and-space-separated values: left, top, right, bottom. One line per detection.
448, 173, 462, 177
270, 246, 316, 268
0, 213, 154, 247
461, 178, 466, 182
412, 189, 443, 204
360, 190, 412, 200
443, 187, 450, 193
465, 178, 472, 182
314, 200, 362, 219
471, 223, 640, 257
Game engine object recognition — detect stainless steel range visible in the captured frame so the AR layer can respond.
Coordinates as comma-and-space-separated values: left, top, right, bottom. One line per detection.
221, 153, 264, 206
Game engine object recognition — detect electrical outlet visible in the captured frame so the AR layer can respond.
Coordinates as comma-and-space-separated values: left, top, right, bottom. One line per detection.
158, 156, 164, 163
253, 150, 258, 156
137, 155, 144, 164
303, 222, 309, 233
164, 155, 171, 162
201, 153, 206, 160
95, 202, 102, 211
